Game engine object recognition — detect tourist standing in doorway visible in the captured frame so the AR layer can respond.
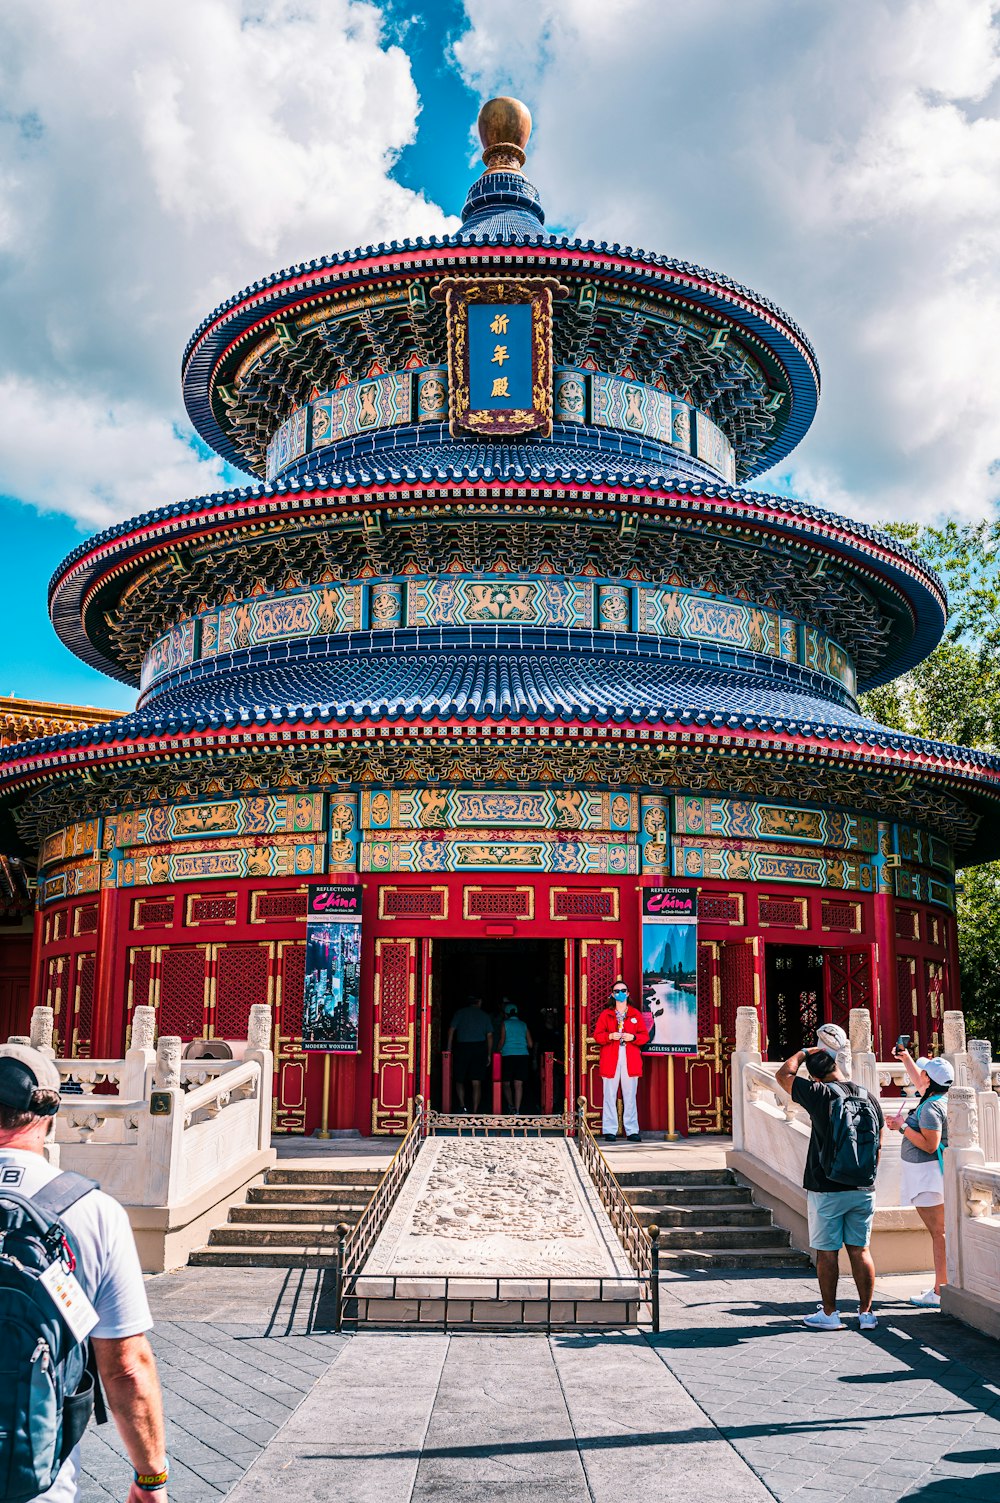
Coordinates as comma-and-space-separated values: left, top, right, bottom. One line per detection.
887, 1047, 953, 1308
499, 1004, 534, 1114
775, 1038, 884, 1330
593, 979, 649, 1143
447, 996, 493, 1113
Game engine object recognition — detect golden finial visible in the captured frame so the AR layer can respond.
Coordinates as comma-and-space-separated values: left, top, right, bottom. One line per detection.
478, 96, 532, 175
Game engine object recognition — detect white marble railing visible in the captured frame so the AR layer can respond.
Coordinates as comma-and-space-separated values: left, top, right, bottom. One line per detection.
12, 1003, 274, 1211
730, 1005, 1000, 1335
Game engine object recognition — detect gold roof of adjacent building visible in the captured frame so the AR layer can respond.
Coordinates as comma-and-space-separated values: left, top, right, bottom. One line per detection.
0, 696, 119, 748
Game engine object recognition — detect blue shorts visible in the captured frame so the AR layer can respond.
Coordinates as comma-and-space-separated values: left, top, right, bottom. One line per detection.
806, 1189, 876, 1251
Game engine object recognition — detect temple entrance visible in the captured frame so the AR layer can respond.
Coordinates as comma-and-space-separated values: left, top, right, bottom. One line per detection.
763, 942, 874, 1058
426, 937, 565, 1113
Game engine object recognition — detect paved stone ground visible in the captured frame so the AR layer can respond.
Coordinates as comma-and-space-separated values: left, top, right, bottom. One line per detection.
78, 1266, 1000, 1503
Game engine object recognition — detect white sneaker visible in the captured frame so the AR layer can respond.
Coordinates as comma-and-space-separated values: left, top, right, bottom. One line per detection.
803, 1310, 844, 1330
858, 1310, 878, 1330
910, 1289, 941, 1308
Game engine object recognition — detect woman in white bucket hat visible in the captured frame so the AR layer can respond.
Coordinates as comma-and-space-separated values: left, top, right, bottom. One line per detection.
887, 1046, 954, 1307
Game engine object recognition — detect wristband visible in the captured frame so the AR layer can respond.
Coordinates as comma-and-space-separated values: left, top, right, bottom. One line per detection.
134, 1468, 169, 1491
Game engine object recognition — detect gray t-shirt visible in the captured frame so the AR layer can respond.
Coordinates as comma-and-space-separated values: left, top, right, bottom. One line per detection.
901, 1095, 948, 1163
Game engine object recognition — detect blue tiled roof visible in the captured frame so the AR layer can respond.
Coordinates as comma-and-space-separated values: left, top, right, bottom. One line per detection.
136, 650, 868, 727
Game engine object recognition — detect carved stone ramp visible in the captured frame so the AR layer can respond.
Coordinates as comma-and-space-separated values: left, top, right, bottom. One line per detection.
351, 1137, 642, 1327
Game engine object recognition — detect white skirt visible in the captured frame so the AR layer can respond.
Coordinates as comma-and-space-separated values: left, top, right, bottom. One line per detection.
899, 1155, 944, 1207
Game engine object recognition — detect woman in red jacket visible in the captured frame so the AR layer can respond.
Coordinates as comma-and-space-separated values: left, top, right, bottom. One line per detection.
593, 979, 649, 1142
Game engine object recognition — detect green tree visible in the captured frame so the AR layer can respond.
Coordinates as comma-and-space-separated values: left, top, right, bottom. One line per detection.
860, 517, 1000, 1048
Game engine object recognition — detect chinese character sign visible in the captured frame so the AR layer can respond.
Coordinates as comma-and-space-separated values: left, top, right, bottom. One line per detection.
432, 276, 567, 437
640, 887, 699, 1056
468, 303, 532, 410
302, 884, 362, 1053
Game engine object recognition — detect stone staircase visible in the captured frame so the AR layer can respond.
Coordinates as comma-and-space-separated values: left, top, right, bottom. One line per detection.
617, 1167, 809, 1270
189, 1166, 382, 1268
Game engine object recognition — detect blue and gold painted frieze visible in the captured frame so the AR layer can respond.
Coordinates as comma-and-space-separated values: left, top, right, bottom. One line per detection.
672, 796, 878, 852
261, 360, 736, 485
361, 788, 636, 832
140, 576, 856, 696
360, 832, 638, 875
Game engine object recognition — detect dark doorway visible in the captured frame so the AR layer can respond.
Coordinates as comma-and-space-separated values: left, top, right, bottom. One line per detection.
428, 938, 565, 1112
764, 944, 825, 1058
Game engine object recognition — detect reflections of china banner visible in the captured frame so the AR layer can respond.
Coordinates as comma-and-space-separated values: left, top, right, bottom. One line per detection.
302, 884, 362, 1054
640, 887, 699, 1056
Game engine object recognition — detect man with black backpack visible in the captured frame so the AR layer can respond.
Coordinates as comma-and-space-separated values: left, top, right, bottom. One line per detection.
0, 1043, 168, 1502
775, 1027, 885, 1331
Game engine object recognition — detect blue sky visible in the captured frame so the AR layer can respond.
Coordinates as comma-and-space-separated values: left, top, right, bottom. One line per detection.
1, 0, 998, 713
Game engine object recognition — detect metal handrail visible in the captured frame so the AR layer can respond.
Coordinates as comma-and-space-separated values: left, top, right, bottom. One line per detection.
340, 1096, 425, 1289
574, 1097, 651, 1275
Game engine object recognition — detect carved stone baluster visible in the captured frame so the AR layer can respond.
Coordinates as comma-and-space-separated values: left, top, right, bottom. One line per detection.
29, 1006, 56, 1059
731, 1006, 762, 1152
154, 1037, 182, 1091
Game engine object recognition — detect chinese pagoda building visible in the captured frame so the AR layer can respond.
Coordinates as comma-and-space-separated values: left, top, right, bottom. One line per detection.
2, 99, 997, 1134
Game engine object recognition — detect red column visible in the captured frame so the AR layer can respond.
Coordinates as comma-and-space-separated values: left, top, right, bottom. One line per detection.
28, 906, 45, 1010
92, 885, 123, 1059
873, 893, 897, 1057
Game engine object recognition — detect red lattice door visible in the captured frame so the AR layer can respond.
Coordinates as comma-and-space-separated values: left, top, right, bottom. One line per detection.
157, 946, 211, 1039
578, 938, 623, 1127
274, 940, 306, 1133
924, 960, 944, 1054
825, 949, 873, 1035
212, 941, 273, 1041
685, 942, 724, 1133
372, 937, 417, 1134
42, 956, 67, 1051
64, 954, 97, 1059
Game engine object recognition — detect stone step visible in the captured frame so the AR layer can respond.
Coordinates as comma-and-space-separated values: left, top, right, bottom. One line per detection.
264, 1168, 382, 1186
624, 1185, 754, 1207
650, 1224, 790, 1250
248, 1184, 374, 1205
658, 1247, 812, 1271
229, 1204, 365, 1226
614, 1169, 736, 1187
207, 1224, 354, 1248
189, 1249, 337, 1268
630, 1204, 770, 1229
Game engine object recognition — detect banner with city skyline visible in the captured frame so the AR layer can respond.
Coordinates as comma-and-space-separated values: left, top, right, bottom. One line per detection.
640, 887, 699, 1056
302, 884, 362, 1053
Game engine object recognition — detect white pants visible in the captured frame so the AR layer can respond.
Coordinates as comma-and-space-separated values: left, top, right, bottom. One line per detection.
602, 1049, 639, 1136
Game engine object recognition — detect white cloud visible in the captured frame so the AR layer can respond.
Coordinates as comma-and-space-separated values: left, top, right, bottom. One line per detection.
454, 0, 1000, 526
0, 0, 456, 525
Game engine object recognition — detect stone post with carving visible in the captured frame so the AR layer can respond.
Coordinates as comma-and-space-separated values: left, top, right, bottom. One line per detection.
154, 1036, 182, 1090
245, 1004, 275, 1151
967, 1039, 999, 1164
848, 1008, 878, 1095
123, 1005, 158, 1100
943, 1085, 984, 1291
730, 1006, 761, 1151
138, 1037, 186, 1206
942, 1010, 970, 1087
29, 1006, 56, 1060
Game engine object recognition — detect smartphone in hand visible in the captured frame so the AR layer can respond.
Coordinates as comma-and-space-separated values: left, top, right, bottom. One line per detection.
893, 1034, 910, 1056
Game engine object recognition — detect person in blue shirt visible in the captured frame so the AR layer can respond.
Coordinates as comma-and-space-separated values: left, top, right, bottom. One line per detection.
499, 1003, 534, 1114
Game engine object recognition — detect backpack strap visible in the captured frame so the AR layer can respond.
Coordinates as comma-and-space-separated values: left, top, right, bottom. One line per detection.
32, 1171, 98, 1223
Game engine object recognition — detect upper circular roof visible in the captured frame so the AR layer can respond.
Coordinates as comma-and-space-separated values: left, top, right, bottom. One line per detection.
180, 107, 820, 486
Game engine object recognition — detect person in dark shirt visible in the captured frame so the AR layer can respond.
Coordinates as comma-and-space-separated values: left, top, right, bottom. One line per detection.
776, 1041, 885, 1331
447, 996, 493, 1112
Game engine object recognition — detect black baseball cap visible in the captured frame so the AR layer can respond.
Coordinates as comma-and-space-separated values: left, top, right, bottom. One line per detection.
0, 1044, 62, 1115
